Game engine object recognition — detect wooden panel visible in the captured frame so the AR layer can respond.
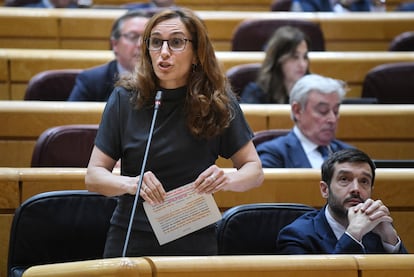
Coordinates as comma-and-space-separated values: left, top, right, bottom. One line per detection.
0, 215, 13, 277
318, 12, 414, 41
215, 168, 323, 209
0, 168, 19, 277
176, 0, 274, 10
0, 167, 20, 209
2, 50, 414, 99
10, 83, 25, 100
355, 254, 414, 277
0, 8, 58, 37
267, 104, 414, 139
60, 39, 112, 50
147, 255, 358, 277
89, 0, 403, 11
0, 38, 59, 49
0, 50, 8, 81
0, 140, 36, 168
1, 102, 414, 168
0, 84, 9, 100
349, 141, 414, 160
7, 49, 113, 82
0, 101, 105, 138
372, 169, 414, 208
1, 9, 414, 51
23, 257, 153, 277
19, 168, 88, 202
59, 9, 121, 39
391, 212, 414, 254
336, 105, 414, 140
307, 52, 414, 98
215, 168, 414, 209
1, 167, 413, 277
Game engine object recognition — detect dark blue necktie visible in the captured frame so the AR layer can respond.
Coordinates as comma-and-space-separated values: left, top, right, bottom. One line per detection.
318, 145, 330, 160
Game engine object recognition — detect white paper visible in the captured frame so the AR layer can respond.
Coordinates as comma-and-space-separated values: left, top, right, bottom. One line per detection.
143, 182, 222, 245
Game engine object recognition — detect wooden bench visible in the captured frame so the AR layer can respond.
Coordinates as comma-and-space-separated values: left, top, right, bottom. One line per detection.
21, 255, 359, 277
21, 255, 414, 277
92, 0, 275, 11
23, 257, 153, 277
1, 9, 413, 51
1, 102, 413, 167
2, 49, 414, 99
354, 254, 414, 277
0, 49, 114, 100
1, 167, 413, 277
0, 0, 404, 11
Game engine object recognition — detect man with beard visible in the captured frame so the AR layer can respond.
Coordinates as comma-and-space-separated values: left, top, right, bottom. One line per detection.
276, 148, 408, 254
68, 10, 150, 101
256, 74, 353, 168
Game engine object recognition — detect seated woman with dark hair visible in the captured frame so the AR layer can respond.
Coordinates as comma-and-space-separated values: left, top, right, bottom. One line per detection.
240, 26, 310, 104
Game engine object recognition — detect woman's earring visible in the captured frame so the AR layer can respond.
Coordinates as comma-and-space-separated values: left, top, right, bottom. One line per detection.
192, 64, 198, 72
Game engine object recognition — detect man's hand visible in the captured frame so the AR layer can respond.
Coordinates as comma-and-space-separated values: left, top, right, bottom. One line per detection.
346, 199, 393, 242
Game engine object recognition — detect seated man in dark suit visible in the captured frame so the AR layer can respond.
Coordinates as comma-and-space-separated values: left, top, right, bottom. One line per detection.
68, 10, 150, 101
257, 74, 353, 168
277, 148, 408, 254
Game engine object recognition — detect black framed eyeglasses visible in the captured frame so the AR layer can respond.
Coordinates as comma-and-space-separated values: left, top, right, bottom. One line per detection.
120, 33, 142, 45
147, 37, 193, 51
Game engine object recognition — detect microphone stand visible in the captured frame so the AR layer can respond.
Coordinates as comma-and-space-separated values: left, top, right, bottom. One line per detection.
122, 90, 163, 257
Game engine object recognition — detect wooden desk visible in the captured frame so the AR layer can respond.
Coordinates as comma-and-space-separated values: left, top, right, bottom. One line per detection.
1, 9, 413, 51
1, 167, 413, 277
2, 49, 414, 99
21, 255, 414, 277
0, 49, 113, 100
1, 102, 413, 167
355, 254, 414, 277
0, 0, 403, 10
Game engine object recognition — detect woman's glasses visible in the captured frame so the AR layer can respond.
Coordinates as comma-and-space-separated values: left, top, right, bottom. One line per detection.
147, 37, 193, 51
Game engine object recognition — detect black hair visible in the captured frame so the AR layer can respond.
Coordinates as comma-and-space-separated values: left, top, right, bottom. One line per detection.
321, 148, 376, 186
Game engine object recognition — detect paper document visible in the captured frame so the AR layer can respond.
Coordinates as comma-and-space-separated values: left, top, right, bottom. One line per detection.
143, 182, 222, 245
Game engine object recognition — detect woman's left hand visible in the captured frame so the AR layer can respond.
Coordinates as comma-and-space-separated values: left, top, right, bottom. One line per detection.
193, 165, 227, 194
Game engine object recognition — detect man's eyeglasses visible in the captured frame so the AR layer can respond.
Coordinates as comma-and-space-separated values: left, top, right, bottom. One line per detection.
120, 33, 142, 45
147, 37, 193, 52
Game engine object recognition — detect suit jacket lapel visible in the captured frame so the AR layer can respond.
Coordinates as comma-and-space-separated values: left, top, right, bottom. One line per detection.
287, 132, 312, 168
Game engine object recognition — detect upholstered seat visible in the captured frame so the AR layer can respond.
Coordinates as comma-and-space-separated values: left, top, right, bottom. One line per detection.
216, 203, 316, 255
231, 19, 325, 51
8, 190, 117, 277
226, 63, 261, 96
24, 69, 82, 101
388, 31, 414, 51
270, 0, 292, 11
361, 62, 414, 104
373, 160, 414, 168
252, 129, 290, 147
31, 124, 98, 167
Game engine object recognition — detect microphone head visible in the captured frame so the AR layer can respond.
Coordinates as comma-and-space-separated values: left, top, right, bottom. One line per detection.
155, 90, 163, 109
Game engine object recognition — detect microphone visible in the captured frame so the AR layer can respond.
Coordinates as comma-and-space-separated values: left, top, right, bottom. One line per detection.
122, 90, 163, 257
